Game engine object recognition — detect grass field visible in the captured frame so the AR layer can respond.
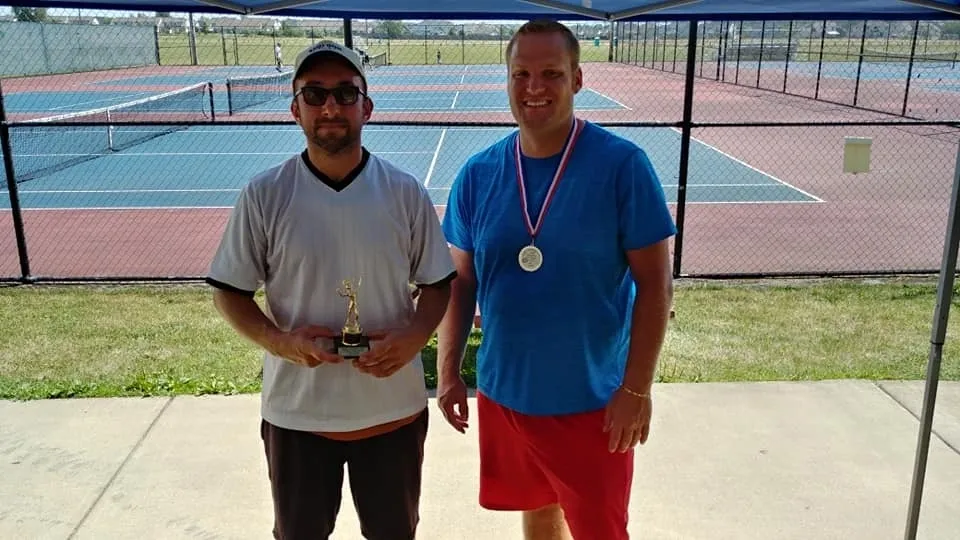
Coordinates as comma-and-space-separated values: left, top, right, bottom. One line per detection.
157, 33, 960, 66
1, 278, 958, 401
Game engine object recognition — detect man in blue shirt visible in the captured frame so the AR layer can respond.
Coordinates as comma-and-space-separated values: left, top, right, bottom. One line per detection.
436, 19, 676, 540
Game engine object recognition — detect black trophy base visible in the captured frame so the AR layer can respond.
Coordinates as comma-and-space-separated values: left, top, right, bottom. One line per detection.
335, 333, 370, 359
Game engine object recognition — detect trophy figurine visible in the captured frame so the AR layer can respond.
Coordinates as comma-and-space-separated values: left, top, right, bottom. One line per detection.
335, 278, 370, 358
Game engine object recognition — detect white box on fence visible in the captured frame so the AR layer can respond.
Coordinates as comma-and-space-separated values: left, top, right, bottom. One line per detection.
843, 136, 872, 174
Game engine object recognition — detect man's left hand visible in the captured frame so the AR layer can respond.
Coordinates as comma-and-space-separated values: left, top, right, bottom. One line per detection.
603, 387, 652, 453
353, 328, 427, 378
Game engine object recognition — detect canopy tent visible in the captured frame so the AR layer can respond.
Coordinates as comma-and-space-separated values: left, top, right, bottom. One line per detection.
3, 1, 958, 539
4, 0, 960, 21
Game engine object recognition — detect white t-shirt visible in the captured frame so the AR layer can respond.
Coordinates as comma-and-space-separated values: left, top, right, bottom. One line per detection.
207, 149, 455, 432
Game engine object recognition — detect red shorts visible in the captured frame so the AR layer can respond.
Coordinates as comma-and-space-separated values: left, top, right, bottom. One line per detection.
477, 392, 633, 539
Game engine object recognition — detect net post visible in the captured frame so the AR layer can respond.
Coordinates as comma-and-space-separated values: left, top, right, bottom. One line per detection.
208, 82, 216, 122
107, 109, 114, 151
227, 80, 234, 116
672, 17, 699, 278
0, 79, 32, 281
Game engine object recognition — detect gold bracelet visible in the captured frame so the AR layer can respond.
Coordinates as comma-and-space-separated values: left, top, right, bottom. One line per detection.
620, 385, 651, 399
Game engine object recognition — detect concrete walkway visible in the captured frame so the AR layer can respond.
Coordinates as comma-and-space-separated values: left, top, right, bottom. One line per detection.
2, 380, 958, 539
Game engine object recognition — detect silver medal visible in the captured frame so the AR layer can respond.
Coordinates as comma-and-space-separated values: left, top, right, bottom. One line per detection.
518, 244, 543, 272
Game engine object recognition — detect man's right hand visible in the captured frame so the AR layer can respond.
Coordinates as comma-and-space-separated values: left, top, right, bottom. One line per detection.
438, 376, 469, 433
272, 325, 342, 368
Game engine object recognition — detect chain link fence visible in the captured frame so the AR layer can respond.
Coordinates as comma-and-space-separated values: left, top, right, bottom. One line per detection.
2, 12, 960, 281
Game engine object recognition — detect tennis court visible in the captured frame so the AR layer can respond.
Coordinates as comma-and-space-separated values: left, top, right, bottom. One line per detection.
9, 59, 950, 280
0, 122, 817, 211
1, 61, 817, 210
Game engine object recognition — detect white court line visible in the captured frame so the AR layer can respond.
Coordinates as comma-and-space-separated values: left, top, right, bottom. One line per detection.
585, 88, 633, 110
423, 128, 447, 187
669, 127, 825, 203
450, 65, 468, 109
669, 200, 822, 205
373, 96, 455, 102
46, 92, 151, 112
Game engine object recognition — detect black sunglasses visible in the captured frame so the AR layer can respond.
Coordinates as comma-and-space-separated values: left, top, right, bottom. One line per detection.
295, 85, 366, 106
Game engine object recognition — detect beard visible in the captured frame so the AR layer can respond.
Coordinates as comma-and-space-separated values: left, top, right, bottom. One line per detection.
307, 120, 359, 155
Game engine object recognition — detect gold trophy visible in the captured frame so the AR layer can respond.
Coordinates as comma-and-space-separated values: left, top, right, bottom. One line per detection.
335, 278, 370, 358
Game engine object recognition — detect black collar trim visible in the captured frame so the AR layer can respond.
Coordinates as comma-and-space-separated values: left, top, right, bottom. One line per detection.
301, 147, 370, 192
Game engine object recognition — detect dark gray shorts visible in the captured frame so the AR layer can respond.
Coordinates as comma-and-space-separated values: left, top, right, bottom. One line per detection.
260, 408, 428, 540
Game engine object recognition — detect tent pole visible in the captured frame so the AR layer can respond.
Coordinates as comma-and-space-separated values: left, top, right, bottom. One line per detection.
903, 142, 960, 540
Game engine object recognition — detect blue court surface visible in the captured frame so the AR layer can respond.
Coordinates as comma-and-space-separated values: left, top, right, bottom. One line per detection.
1, 124, 820, 210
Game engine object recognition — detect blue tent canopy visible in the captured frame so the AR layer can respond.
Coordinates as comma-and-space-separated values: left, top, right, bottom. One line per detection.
7, 0, 960, 20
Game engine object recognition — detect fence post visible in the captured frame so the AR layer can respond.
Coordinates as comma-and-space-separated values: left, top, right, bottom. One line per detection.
717, 21, 725, 80
652, 22, 658, 69
670, 21, 677, 71
903, 20, 920, 117
853, 20, 868, 107
903, 142, 960, 540
757, 20, 766, 88
642, 21, 649, 69
154, 24, 161, 65
735, 21, 743, 84
783, 20, 793, 93
221, 28, 227, 65
672, 18, 700, 278
608, 21, 615, 61
344, 18, 353, 48
499, 25, 504, 63
0, 79, 31, 282
698, 21, 706, 76
815, 20, 827, 99
188, 12, 198, 65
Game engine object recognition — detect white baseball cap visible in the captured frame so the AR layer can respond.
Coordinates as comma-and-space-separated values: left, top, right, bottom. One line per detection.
293, 40, 366, 84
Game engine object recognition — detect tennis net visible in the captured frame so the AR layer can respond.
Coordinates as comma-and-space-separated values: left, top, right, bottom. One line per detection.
861, 50, 958, 68
11, 81, 214, 183
226, 69, 293, 115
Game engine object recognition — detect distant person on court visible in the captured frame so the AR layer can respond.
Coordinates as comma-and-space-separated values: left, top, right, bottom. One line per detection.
206, 40, 455, 540
274, 42, 282, 71
436, 19, 676, 540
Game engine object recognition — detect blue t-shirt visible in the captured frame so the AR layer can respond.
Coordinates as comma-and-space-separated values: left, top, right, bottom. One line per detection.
442, 120, 677, 416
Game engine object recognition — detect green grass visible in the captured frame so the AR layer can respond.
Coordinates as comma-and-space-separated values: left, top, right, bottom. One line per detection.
1, 278, 958, 401
157, 34, 614, 66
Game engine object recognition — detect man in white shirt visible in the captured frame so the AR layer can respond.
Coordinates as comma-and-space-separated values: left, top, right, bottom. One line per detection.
207, 40, 455, 540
